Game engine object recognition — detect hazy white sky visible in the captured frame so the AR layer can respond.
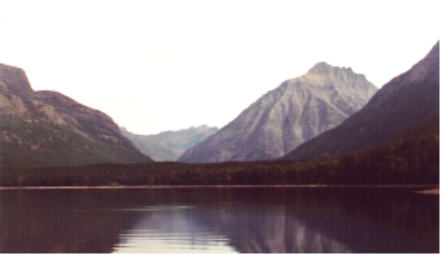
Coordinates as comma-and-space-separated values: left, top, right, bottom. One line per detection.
0, 0, 438, 134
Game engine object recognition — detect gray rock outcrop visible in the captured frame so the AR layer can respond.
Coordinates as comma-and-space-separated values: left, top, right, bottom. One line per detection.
179, 63, 377, 162
283, 41, 439, 160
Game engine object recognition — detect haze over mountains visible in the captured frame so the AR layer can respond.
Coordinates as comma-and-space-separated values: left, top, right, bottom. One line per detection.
283, 41, 439, 160
121, 125, 218, 161
179, 63, 377, 163
0, 63, 152, 168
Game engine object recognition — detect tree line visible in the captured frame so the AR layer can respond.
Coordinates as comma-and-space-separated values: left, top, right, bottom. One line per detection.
0, 132, 438, 186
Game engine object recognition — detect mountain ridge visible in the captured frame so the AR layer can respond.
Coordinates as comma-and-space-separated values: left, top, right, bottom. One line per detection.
179, 63, 377, 162
282, 41, 439, 160
0, 63, 152, 168
121, 125, 218, 161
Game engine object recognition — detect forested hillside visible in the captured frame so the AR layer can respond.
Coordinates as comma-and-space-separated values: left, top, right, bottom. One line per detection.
2, 129, 437, 186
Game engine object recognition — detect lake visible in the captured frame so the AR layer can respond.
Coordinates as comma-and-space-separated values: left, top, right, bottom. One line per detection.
0, 187, 438, 253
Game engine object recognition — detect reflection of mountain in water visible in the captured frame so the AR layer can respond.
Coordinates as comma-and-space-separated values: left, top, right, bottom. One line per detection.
114, 207, 236, 253
176, 189, 438, 253
0, 189, 437, 253
0, 190, 150, 253
199, 189, 438, 253
209, 204, 351, 252
207, 204, 351, 253
285, 190, 439, 253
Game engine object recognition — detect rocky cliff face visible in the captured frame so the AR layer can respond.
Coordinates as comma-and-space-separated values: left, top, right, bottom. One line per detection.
121, 125, 218, 161
0, 63, 152, 168
179, 63, 377, 162
283, 41, 439, 160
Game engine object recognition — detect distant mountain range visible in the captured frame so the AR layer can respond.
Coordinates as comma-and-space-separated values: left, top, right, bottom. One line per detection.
121, 125, 218, 161
1, 41, 437, 171
179, 63, 377, 163
283, 41, 439, 160
0, 63, 152, 168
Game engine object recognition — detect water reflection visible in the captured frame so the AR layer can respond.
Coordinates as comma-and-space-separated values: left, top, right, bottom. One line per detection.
0, 188, 438, 253
114, 206, 235, 253
195, 189, 439, 253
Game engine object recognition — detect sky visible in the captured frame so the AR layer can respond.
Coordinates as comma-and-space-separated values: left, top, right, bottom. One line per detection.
0, 0, 438, 134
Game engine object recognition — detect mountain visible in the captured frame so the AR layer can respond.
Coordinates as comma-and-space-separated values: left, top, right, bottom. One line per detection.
179, 63, 377, 162
121, 125, 218, 161
120, 127, 179, 161
0, 63, 152, 168
149, 125, 219, 155
282, 41, 439, 160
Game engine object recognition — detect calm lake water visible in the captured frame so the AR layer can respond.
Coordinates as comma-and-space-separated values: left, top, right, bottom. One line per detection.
0, 187, 438, 253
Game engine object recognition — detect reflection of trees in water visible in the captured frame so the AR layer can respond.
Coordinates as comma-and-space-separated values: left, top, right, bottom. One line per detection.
0, 190, 153, 253
0, 189, 438, 253
284, 189, 439, 253
184, 189, 351, 253
188, 189, 438, 253
0, 189, 218, 253
208, 202, 351, 253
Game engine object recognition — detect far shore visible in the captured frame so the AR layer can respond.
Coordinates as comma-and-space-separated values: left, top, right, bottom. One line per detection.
413, 188, 440, 195
0, 184, 438, 193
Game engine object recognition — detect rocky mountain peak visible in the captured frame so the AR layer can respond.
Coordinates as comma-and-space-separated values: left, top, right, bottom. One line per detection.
0, 63, 152, 167
307, 62, 334, 74
178, 62, 377, 163
0, 63, 33, 95
303, 62, 369, 89
307, 61, 354, 75
282, 41, 439, 161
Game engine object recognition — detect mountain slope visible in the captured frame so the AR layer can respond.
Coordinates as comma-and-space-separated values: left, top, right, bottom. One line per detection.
0, 63, 152, 168
179, 63, 377, 162
121, 125, 218, 161
149, 125, 218, 156
282, 41, 439, 160
120, 128, 179, 161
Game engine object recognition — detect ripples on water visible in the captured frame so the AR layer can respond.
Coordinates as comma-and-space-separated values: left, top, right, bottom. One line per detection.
114, 205, 235, 253
0, 188, 438, 253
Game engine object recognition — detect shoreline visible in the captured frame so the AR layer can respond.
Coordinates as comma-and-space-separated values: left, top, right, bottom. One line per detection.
413, 188, 439, 195
0, 184, 437, 191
